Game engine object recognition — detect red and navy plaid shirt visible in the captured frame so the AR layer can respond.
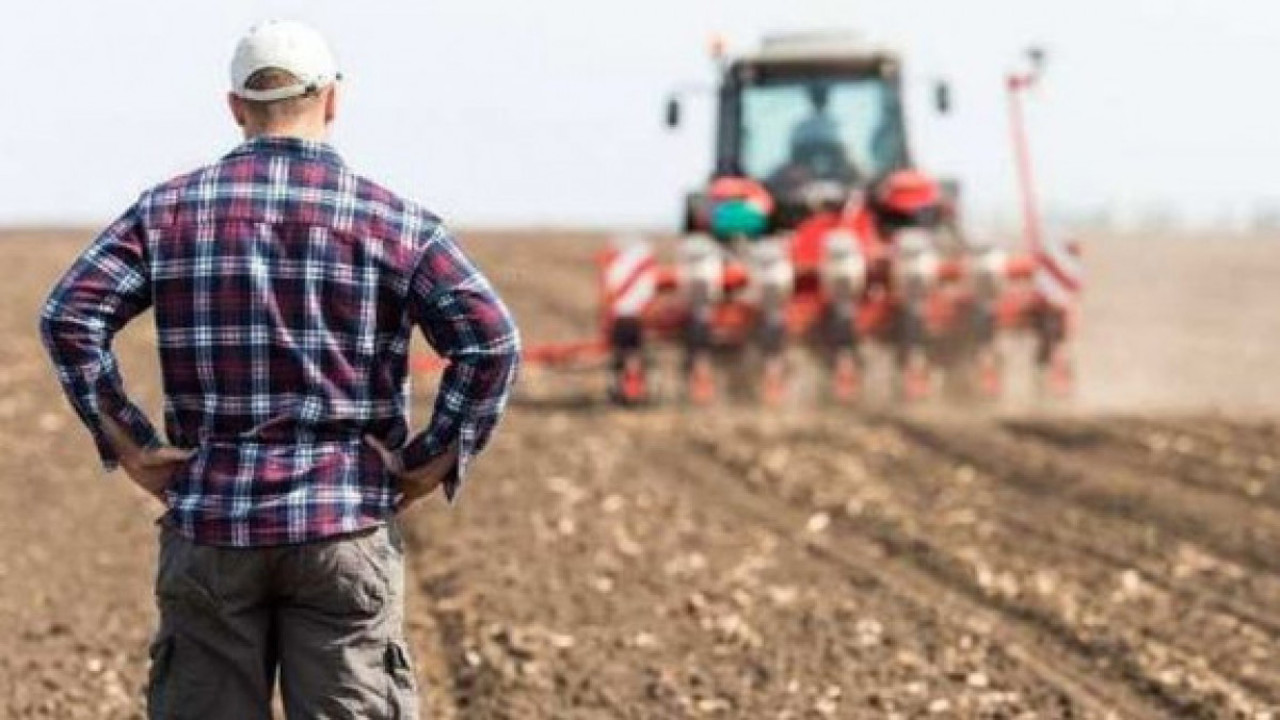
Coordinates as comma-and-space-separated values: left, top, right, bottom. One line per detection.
40, 137, 520, 547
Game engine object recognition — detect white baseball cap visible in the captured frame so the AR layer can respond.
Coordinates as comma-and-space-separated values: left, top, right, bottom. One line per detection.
230, 20, 341, 102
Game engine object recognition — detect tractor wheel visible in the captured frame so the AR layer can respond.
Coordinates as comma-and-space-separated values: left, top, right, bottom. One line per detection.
683, 280, 717, 404
901, 352, 932, 402
895, 297, 932, 402
977, 348, 1004, 400
688, 355, 717, 405
608, 317, 649, 406
1035, 347, 1075, 401
757, 285, 789, 406
831, 349, 862, 404
824, 278, 862, 404
970, 300, 1002, 401
760, 358, 785, 406
1032, 304, 1073, 401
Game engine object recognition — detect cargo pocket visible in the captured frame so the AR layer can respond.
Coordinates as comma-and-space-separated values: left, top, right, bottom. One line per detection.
384, 641, 419, 719
146, 635, 175, 719
294, 531, 389, 619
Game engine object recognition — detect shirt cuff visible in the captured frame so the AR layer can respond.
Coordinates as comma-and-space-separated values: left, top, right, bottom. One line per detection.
398, 422, 478, 503
90, 400, 163, 471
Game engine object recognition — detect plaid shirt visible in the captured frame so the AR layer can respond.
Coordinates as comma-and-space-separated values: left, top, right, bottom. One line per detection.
40, 137, 520, 547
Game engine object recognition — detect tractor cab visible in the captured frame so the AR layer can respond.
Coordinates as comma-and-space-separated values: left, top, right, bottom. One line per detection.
670, 32, 918, 231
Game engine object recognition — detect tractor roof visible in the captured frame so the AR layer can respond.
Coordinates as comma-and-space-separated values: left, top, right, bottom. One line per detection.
740, 31, 900, 66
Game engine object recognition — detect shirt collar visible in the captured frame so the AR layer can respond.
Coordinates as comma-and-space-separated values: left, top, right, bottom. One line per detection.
225, 136, 346, 167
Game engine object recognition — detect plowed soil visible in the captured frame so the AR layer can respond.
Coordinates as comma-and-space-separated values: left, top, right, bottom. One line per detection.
2, 229, 1279, 719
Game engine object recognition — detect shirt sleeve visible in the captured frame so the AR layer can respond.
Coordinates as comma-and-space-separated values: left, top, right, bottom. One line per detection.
38, 204, 162, 469
398, 226, 520, 501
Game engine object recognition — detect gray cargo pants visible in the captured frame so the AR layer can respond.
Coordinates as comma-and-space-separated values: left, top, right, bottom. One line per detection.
147, 522, 419, 719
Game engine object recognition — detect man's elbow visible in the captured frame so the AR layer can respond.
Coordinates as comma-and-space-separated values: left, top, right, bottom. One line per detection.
503, 325, 522, 369
482, 334, 520, 383
37, 299, 95, 358
482, 326, 522, 384
37, 302, 62, 352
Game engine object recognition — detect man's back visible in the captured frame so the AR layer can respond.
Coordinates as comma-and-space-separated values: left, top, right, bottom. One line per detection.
38, 21, 519, 717
43, 136, 519, 547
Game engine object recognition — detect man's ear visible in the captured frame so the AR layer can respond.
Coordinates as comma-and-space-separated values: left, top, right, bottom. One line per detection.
228, 92, 247, 128
324, 85, 337, 125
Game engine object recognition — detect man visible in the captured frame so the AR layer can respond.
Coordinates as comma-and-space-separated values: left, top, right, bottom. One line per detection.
790, 85, 841, 151
787, 84, 856, 182
38, 19, 519, 719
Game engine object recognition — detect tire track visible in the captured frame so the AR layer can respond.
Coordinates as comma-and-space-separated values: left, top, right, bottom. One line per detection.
859, 416, 1280, 712
1136, 417, 1279, 455
1002, 418, 1280, 512
685, 413, 1280, 716
407, 408, 1078, 717
666, 424, 1168, 719
889, 416, 1280, 579
805, 418, 1280, 706
811, 418, 1280, 642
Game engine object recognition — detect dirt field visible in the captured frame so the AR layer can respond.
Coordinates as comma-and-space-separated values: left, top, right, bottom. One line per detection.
2, 229, 1279, 719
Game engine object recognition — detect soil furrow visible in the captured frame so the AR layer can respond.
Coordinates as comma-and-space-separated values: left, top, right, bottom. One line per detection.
842, 421, 1280, 707
753, 416, 1280, 644
835, 418, 1280, 642
671, 428, 1165, 719
889, 416, 1280, 579
1002, 418, 1280, 511
687, 415, 1280, 715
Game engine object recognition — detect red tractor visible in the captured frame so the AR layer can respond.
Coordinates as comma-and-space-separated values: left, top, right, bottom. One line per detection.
415, 35, 1080, 406
600, 33, 1079, 405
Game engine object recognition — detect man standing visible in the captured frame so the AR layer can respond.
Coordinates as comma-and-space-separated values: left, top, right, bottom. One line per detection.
38, 20, 519, 719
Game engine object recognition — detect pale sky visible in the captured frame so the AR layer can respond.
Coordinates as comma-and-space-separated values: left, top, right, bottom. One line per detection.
2, 1, 1278, 228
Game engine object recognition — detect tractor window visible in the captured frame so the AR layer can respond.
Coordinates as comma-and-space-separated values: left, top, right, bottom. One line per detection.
739, 77, 904, 185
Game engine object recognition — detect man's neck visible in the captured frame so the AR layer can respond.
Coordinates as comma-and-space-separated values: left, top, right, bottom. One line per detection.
245, 126, 328, 143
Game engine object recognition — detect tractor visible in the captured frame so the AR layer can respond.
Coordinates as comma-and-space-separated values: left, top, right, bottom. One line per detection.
413, 33, 1080, 407
598, 31, 1079, 405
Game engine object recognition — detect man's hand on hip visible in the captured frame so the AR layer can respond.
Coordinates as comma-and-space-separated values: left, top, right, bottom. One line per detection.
364, 436, 458, 512
101, 417, 194, 504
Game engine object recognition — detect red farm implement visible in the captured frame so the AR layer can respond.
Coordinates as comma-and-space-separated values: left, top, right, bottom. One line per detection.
415, 37, 1080, 407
